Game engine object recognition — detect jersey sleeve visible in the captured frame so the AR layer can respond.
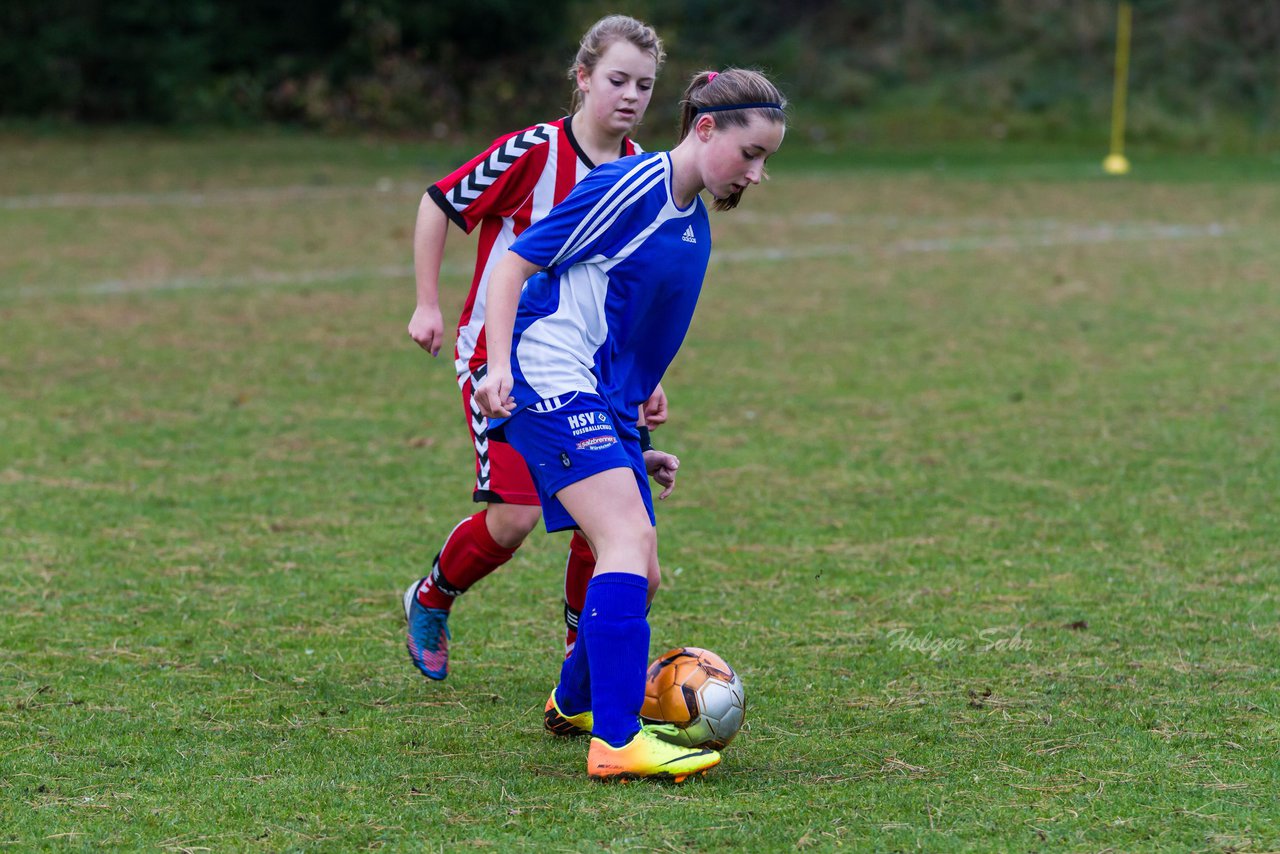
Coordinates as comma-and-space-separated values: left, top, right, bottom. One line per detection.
509, 154, 665, 273
427, 124, 553, 233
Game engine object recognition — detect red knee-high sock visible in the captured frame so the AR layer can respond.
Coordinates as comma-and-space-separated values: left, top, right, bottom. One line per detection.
563, 531, 596, 655
417, 511, 517, 611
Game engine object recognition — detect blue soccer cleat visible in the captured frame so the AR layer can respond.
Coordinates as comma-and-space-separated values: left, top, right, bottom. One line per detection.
403, 578, 450, 680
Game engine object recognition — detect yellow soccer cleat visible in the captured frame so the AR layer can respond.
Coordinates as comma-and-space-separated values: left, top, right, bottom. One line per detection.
544, 691, 594, 738
587, 724, 721, 783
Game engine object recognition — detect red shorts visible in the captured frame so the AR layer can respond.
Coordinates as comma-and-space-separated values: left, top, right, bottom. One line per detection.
459, 374, 540, 505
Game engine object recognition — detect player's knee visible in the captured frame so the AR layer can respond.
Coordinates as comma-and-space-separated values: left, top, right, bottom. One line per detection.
592, 523, 654, 569
485, 503, 541, 548
629, 524, 658, 560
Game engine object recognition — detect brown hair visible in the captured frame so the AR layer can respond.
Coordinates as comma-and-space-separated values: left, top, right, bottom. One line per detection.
678, 68, 788, 211
567, 15, 666, 113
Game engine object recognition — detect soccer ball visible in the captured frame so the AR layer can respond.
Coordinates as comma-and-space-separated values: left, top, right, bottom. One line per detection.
641, 647, 746, 749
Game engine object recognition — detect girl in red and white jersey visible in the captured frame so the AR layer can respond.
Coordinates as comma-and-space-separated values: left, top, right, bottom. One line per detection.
403, 15, 668, 681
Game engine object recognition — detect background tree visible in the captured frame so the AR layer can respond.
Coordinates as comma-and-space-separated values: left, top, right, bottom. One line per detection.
1, 0, 1276, 146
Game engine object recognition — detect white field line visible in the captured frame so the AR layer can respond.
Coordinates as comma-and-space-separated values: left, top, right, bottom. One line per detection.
31, 265, 416, 297
0, 183, 421, 210
1, 184, 1203, 237
718, 222, 1234, 263
0, 184, 1209, 236
3, 220, 1236, 301
731, 211, 1218, 231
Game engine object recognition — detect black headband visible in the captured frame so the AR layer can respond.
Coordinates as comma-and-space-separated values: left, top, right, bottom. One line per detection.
696, 102, 783, 114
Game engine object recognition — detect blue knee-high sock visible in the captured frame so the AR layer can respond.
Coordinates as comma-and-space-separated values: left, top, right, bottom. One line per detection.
556, 600, 652, 717
578, 572, 649, 748
555, 633, 591, 716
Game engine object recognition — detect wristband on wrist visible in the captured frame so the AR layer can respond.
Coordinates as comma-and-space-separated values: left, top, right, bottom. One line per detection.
638, 426, 653, 452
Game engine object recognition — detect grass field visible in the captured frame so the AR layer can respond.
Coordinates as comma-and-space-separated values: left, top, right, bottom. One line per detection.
2, 129, 1278, 851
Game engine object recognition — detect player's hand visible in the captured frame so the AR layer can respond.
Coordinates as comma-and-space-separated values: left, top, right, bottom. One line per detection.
408, 305, 445, 356
643, 448, 679, 500
643, 384, 669, 428
473, 368, 515, 418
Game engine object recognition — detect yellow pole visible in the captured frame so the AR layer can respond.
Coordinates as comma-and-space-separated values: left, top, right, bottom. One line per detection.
1104, 1, 1133, 174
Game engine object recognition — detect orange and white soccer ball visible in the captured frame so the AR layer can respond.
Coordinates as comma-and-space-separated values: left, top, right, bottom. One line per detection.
641, 647, 746, 749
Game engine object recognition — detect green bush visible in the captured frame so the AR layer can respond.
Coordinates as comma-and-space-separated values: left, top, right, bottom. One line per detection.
1, 0, 1276, 147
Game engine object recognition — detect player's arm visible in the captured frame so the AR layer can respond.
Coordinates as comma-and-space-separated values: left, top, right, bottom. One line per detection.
644, 447, 679, 500
643, 383, 668, 428
408, 130, 534, 358
408, 194, 449, 356
636, 403, 678, 499
472, 250, 541, 418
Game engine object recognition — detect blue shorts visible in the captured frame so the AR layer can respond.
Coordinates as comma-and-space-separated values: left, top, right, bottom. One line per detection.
500, 392, 654, 533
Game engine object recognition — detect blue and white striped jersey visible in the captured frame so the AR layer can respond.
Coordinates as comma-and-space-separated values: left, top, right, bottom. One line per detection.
493, 152, 711, 424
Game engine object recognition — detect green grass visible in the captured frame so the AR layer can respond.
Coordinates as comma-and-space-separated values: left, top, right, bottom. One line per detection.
2, 131, 1278, 851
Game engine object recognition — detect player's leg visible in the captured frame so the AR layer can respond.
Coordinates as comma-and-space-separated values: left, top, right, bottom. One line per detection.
645, 540, 661, 605
551, 423, 645, 727
545, 530, 597, 733
548, 466, 651, 732
550, 424, 660, 735
412, 501, 540, 610
562, 531, 595, 657
503, 394, 719, 779
549, 522, 658, 737
555, 471, 718, 780
545, 479, 712, 776
562, 527, 656, 659
404, 377, 541, 681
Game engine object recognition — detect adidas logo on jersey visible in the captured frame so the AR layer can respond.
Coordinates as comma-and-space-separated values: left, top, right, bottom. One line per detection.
682, 225, 697, 244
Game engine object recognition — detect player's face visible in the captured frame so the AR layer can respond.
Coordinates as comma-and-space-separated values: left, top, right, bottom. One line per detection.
578, 40, 657, 136
698, 114, 786, 203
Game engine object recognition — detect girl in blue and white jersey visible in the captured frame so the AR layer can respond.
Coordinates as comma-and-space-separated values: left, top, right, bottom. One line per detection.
474, 68, 787, 782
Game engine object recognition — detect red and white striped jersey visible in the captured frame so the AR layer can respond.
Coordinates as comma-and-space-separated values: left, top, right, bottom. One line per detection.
428, 115, 642, 377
